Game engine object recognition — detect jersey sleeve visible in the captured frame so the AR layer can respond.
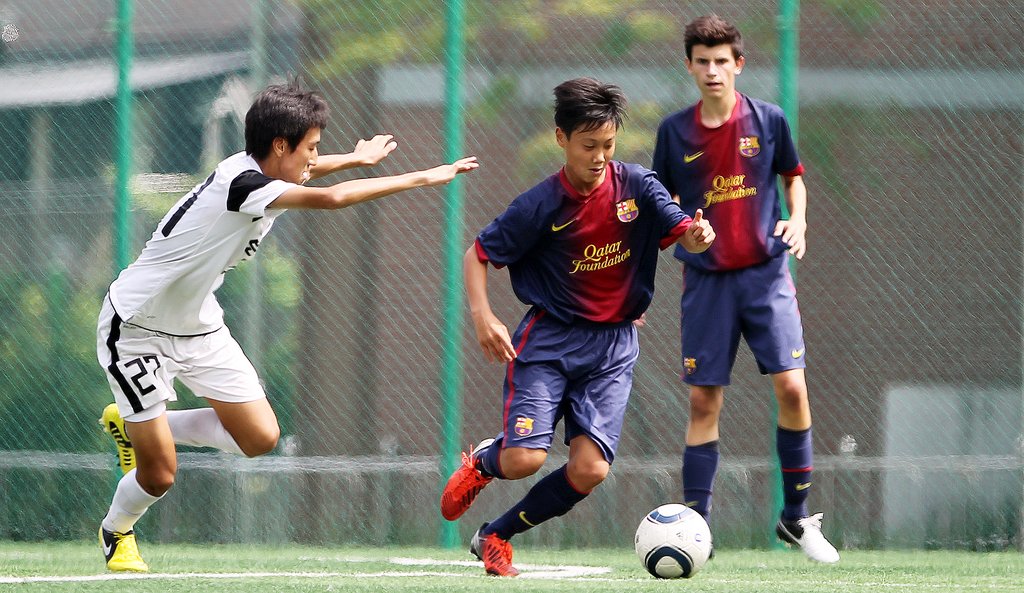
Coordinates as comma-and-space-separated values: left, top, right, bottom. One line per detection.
651, 120, 676, 197
643, 170, 691, 250
476, 193, 545, 267
227, 170, 297, 216
772, 110, 804, 177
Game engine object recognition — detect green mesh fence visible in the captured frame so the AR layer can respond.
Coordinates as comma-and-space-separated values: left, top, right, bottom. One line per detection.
0, 0, 1021, 552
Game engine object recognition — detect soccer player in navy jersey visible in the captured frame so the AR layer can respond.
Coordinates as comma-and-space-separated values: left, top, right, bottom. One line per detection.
651, 15, 839, 563
440, 77, 715, 577
95, 82, 477, 572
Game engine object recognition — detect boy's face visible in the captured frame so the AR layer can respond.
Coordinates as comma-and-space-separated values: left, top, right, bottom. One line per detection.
275, 127, 321, 184
686, 44, 744, 101
556, 121, 617, 193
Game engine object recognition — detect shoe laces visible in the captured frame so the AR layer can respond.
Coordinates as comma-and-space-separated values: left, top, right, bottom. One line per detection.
798, 512, 825, 532
457, 446, 489, 484
114, 532, 141, 556
483, 534, 515, 572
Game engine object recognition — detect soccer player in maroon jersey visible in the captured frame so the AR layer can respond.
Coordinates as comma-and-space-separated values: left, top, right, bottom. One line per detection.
440, 77, 714, 576
651, 14, 839, 563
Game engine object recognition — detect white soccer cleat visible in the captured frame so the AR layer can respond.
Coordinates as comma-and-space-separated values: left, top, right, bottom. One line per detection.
776, 512, 840, 564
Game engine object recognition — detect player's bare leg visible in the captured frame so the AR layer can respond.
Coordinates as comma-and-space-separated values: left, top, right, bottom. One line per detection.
497, 447, 547, 479
685, 385, 724, 446
126, 415, 178, 496
772, 369, 810, 431
207, 398, 280, 457
566, 435, 609, 492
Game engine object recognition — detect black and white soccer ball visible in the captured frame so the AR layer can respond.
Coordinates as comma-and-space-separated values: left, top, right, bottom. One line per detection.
634, 503, 712, 579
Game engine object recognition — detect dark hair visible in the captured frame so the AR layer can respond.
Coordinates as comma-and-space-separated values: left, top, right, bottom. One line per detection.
684, 14, 744, 61
553, 77, 627, 138
244, 82, 329, 159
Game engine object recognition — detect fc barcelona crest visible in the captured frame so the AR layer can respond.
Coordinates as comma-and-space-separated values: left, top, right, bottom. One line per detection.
514, 416, 534, 437
739, 136, 760, 158
615, 198, 639, 223
684, 357, 697, 376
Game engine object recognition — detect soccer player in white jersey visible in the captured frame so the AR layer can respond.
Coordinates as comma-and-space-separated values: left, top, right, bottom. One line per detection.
96, 82, 478, 572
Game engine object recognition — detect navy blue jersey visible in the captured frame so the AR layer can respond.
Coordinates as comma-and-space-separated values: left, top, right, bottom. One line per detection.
652, 92, 803, 272
476, 161, 690, 324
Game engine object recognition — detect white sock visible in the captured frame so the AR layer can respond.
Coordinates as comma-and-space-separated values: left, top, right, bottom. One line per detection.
166, 408, 244, 455
102, 469, 162, 534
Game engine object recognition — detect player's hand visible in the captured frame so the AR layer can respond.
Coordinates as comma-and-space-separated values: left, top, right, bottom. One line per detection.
353, 134, 398, 167
773, 217, 807, 259
632, 313, 647, 328
681, 209, 715, 253
473, 311, 516, 363
424, 156, 479, 186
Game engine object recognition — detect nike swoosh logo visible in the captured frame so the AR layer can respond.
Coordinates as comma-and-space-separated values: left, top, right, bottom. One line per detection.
102, 540, 113, 557
795, 482, 811, 491
683, 151, 704, 163
518, 511, 537, 527
551, 219, 575, 232
791, 348, 805, 359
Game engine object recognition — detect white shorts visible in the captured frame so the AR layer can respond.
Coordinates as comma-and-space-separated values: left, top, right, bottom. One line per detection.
97, 297, 266, 422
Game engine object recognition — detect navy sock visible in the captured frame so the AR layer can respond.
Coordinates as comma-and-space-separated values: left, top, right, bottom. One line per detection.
484, 465, 588, 540
682, 440, 719, 522
777, 426, 813, 521
476, 437, 505, 479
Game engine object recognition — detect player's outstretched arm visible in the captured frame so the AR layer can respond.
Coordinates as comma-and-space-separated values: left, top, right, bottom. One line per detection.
678, 208, 716, 253
270, 156, 478, 210
306, 134, 398, 180
464, 246, 516, 363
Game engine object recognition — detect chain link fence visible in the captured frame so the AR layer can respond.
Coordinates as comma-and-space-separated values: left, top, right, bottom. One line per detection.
0, 0, 1021, 550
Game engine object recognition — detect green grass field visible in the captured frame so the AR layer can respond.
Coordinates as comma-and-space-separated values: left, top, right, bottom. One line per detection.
1, 541, 1021, 592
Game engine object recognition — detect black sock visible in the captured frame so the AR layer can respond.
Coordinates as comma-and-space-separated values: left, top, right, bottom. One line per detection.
484, 465, 589, 540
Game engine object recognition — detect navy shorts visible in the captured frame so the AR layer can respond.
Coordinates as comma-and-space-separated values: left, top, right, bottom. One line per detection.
496, 308, 639, 463
680, 254, 805, 386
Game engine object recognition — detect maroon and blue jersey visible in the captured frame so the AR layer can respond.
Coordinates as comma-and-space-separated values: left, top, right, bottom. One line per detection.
652, 92, 803, 272
475, 161, 690, 324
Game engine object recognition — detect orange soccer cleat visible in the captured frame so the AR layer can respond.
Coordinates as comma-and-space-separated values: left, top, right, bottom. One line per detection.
470, 524, 519, 577
440, 439, 495, 521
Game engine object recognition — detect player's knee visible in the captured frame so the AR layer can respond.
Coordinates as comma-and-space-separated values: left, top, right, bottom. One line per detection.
689, 393, 721, 421
775, 382, 807, 412
239, 424, 280, 457
136, 468, 176, 496
500, 449, 546, 479
567, 459, 609, 491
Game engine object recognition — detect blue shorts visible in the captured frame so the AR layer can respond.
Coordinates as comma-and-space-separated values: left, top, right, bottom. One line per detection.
496, 308, 639, 463
680, 254, 805, 386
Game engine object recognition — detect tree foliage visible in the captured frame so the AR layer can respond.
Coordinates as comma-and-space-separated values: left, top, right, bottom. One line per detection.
299, 0, 677, 79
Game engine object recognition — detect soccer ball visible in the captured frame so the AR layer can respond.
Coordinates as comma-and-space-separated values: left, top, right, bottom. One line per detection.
634, 503, 712, 579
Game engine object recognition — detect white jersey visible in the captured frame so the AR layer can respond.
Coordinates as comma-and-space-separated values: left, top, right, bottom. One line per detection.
108, 152, 296, 335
